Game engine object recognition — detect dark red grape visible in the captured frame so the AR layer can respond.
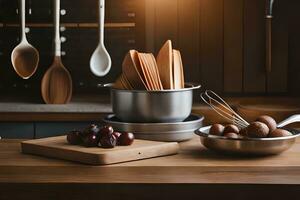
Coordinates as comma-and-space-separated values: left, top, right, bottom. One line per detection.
66, 130, 82, 145
98, 134, 117, 148
82, 133, 99, 147
113, 131, 122, 139
83, 124, 100, 136
118, 132, 134, 146
100, 126, 114, 136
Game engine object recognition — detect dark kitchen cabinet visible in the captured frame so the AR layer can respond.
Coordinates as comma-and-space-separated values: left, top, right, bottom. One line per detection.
0, 0, 145, 97
0, 123, 34, 139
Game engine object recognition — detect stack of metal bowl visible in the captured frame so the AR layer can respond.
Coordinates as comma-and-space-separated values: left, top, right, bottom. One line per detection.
104, 83, 203, 142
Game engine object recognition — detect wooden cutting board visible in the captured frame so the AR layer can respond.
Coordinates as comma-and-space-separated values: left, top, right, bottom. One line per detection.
21, 136, 179, 165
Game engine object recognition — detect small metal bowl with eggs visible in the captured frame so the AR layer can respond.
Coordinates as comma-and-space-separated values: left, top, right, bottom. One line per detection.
195, 91, 300, 156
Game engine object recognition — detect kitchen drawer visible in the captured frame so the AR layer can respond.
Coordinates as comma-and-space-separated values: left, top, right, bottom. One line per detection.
35, 122, 100, 138
0, 122, 34, 139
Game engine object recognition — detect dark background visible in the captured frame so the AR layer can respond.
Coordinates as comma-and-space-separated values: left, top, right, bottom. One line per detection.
0, 0, 299, 100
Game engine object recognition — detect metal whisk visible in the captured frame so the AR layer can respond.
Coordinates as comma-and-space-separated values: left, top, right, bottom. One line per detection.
200, 90, 249, 129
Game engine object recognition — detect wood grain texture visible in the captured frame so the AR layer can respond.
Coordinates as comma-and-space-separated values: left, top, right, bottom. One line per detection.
200, 0, 224, 93
178, 0, 200, 85
267, 0, 288, 93
288, 0, 300, 95
243, 0, 266, 93
21, 136, 179, 165
154, 0, 178, 52
224, 0, 243, 93
0, 137, 300, 184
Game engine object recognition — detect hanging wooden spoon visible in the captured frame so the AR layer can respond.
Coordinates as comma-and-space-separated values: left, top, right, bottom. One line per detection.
41, 0, 72, 104
11, 0, 39, 79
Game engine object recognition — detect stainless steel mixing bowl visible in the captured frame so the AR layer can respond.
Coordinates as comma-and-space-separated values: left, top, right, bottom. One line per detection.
109, 83, 201, 123
195, 126, 300, 155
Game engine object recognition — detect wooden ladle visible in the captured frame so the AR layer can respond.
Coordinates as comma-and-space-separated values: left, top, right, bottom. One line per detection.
11, 0, 39, 79
41, 0, 72, 104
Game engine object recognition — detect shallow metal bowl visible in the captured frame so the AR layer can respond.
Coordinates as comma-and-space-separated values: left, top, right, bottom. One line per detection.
110, 83, 201, 123
104, 114, 204, 142
195, 126, 300, 155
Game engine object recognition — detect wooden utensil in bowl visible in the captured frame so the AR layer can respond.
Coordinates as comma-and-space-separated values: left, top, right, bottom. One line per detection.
172, 50, 183, 89
122, 50, 147, 90
41, 0, 72, 104
157, 40, 173, 89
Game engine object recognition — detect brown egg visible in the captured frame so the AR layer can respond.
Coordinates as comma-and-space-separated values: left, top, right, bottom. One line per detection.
269, 129, 293, 138
247, 122, 269, 138
256, 115, 277, 133
224, 124, 239, 134
224, 132, 239, 139
209, 124, 225, 136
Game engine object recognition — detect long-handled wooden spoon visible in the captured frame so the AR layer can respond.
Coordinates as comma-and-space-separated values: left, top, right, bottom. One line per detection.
11, 0, 39, 79
41, 0, 72, 104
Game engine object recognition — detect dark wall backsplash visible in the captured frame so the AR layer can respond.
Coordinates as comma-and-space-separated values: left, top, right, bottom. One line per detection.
0, 0, 299, 98
145, 0, 300, 96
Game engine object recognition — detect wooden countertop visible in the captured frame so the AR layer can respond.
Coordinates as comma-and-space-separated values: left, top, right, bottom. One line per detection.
1, 137, 300, 199
1, 137, 300, 184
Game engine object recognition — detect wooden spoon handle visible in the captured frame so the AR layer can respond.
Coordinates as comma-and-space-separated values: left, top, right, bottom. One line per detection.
98, 0, 105, 45
54, 0, 61, 57
20, 0, 26, 41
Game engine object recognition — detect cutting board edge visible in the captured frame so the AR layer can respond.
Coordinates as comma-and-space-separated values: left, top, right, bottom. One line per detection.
21, 139, 180, 165
21, 142, 104, 165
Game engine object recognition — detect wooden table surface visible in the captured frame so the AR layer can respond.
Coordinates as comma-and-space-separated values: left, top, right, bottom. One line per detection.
1, 137, 300, 199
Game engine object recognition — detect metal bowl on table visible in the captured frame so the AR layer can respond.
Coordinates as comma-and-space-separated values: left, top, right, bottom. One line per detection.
195, 126, 300, 155
104, 114, 204, 142
109, 83, 201, 123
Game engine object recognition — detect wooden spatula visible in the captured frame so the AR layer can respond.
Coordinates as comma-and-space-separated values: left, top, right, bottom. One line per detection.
143, 53, 160, 90
149, 54, 163, 90
122, 50, 147, 90
156, 40, 173, 89
177, 50, 185, 88
173, 50, 183, 89
137, 53, 154, 90
113, 75, 124, 89
122, 74, 133, 90
130, 50, 150, 90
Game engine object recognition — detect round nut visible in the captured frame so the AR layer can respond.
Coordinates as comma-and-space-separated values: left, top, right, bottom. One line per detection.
269, 129, 293, 138
256, 115, 277, 133
247, 122, 269, 138
209, 124, 225, 136
224, 124, 239, 134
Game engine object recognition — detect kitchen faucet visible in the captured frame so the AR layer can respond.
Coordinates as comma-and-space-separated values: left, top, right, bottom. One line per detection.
265, 0, 275, 73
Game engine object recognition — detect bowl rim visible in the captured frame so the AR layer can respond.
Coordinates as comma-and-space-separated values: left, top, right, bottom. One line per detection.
104, 114, 205, 126
195, 125, 300, 141
104, 83, 201, 93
